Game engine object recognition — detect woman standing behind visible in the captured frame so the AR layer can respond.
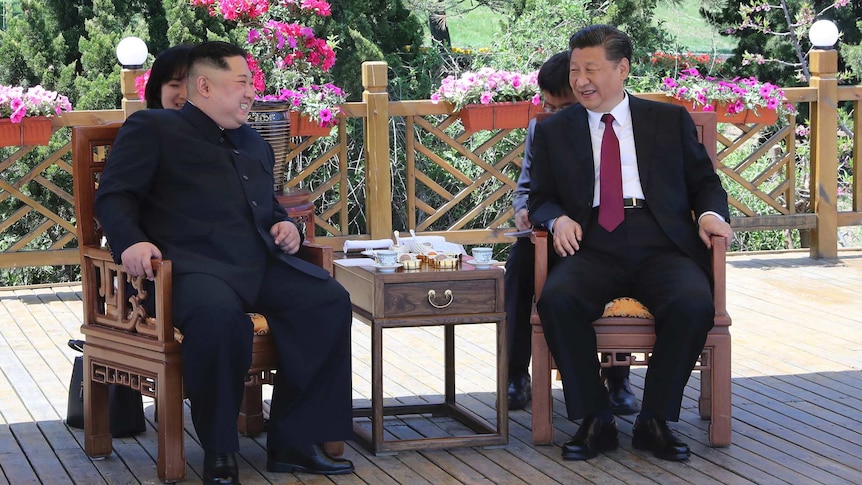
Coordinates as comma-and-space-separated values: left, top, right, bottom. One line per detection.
143, 44, 193, 110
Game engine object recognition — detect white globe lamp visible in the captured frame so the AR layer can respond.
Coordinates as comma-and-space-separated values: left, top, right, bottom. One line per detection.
808, 20, 839, 50
116, 36, 149, 69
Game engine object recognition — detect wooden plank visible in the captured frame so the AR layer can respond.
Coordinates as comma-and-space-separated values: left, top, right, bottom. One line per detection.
1, 251, 862, 483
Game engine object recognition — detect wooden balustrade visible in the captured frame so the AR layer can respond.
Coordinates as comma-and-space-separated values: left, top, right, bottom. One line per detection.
1, 54, 860, 272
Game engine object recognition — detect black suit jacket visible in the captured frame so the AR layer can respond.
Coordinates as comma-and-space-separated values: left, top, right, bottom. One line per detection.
528, 95, 730, 270
95, 103, 328, 304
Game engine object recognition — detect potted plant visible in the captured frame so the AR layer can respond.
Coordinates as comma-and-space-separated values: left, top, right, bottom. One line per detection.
431, 67, 541, 132
660, 67, 796, 125
0, 84, 72, 147
260, 82, 346, 135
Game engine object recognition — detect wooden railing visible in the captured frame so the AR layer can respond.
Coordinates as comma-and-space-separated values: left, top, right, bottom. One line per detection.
1, 52, 859, 272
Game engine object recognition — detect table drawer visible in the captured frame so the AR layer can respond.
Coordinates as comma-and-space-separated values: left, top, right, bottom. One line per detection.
382, 279, 497, 317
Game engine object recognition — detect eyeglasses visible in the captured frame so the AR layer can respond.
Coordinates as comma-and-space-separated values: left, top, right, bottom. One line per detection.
542, 101, 573, 113
541, 101, 559, 113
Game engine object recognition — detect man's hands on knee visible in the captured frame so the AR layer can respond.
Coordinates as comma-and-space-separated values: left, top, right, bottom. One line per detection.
553, 215, 583, 257
121, 242, 162, 280
271, 221, 301, 254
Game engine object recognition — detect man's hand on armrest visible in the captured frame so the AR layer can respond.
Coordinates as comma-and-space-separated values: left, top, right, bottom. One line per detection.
698, 214, 733, 250
121, 242, 163, 281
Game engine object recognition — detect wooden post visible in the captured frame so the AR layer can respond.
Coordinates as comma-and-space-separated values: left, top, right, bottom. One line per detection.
362, 61, 392, 240
808, 49, 839, 259
120, 68, 145, 119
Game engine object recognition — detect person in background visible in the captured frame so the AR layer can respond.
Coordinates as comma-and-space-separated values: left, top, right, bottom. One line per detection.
505, 50, 638, 416
529, 25, 732, 462
96, 41, 354, 484
144, 44, 193, 110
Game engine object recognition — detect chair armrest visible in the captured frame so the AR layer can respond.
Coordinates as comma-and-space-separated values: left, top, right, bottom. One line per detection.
296, 242, 334, 276
709, 235, 728, 317
531, 229, 549, 300
79, 245, 175, 343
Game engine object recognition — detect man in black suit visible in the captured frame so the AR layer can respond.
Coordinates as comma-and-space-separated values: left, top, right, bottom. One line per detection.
506, 51, 638, 416
528, 25, 733, 462
95, 41, 354, 484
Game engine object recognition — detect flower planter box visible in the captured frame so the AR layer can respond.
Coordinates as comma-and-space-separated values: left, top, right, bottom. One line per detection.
459, 101, 541, 133
289, 111, 334, 137
742, 108, 778, 125
667, 97, 778, 126
0, 116, 53, 147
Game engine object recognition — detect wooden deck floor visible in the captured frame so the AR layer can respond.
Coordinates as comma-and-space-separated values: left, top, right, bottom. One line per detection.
1, 249, 861, 484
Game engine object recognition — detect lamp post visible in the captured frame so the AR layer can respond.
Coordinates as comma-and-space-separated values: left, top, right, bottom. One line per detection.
116, 36, 148, 118
807, 19, 840, 259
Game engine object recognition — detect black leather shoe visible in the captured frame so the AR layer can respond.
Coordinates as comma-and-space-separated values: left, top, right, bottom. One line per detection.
561, 415, 619, 461
606, 375, 640, 415
203, 451, 240, 484
632, 416, 691, 461
267, 444, 355, 475
507, 372, 532, 410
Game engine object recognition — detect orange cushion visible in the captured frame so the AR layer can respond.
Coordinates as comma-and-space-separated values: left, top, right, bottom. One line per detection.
172, 312, 269, 344
601, 297, 654, 319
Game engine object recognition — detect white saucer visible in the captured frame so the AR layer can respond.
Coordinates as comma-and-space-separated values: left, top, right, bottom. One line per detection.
361, 249, 376, 257
471, 259, 498, 269
373, 263, 402, 273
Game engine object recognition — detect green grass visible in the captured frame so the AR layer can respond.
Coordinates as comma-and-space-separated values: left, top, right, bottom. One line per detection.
446, 8, 506, 49
428, 1, 736, 54
655, 0, 737, 54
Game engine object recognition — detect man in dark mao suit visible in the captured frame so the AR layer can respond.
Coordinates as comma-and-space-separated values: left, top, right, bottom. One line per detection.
95, 41, 354, 484
528, 25, 733, 462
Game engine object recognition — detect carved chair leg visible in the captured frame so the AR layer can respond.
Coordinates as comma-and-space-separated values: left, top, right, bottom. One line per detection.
238, 384, 264, 436
708, 335, 732, 447
531, 325, 554, 445
156, 370, 187, 483
699, 349, 713, 420
83, 357, 112, 458
324, 441, 344, 457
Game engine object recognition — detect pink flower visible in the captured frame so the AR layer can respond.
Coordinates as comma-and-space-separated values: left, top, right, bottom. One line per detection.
135, 69, 151, 102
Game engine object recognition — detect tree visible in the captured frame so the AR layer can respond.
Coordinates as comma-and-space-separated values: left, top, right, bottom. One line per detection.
320, 0, 425, 101
700, 0, 861, 86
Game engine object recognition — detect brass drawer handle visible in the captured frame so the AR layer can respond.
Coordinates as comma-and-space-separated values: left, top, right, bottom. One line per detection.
427, 289, 453, 309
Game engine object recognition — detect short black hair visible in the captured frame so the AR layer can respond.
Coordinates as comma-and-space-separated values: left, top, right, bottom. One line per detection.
145, 44, 193, 109
568, 24, 632, 64
188, 41, 248, 72
537, 50, 572, 98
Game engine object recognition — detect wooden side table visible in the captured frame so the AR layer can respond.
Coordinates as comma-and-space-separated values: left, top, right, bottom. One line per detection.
334, 261, 508, 454
276, 188, 315, 242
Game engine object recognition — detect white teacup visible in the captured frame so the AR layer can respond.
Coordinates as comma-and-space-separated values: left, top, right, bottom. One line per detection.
471, 247, 493, 264
375, 250, 398, 266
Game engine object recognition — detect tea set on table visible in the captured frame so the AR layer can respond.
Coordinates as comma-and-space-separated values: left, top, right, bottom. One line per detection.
366, 230, 496, 273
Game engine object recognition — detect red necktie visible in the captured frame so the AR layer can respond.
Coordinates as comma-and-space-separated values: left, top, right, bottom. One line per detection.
599, 113, 623, 231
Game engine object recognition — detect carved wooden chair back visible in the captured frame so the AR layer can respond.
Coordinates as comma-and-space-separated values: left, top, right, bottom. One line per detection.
529, 111, 732, 447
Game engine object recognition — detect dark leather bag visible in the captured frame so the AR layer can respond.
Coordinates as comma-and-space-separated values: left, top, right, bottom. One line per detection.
65, 339, 147, 438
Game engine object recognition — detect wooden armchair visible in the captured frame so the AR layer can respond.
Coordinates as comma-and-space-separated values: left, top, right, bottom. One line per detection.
529, 112, 732, 447
72, 123, 340, 483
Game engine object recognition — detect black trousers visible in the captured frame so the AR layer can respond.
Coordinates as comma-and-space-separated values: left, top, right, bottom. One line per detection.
504, 235, 631, 381
536, 208, 713, 421
504, 236, 535, 378
173, 261, 353, 452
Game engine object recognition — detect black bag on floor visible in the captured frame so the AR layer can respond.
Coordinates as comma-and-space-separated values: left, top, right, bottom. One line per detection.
65, 339, 147, 438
